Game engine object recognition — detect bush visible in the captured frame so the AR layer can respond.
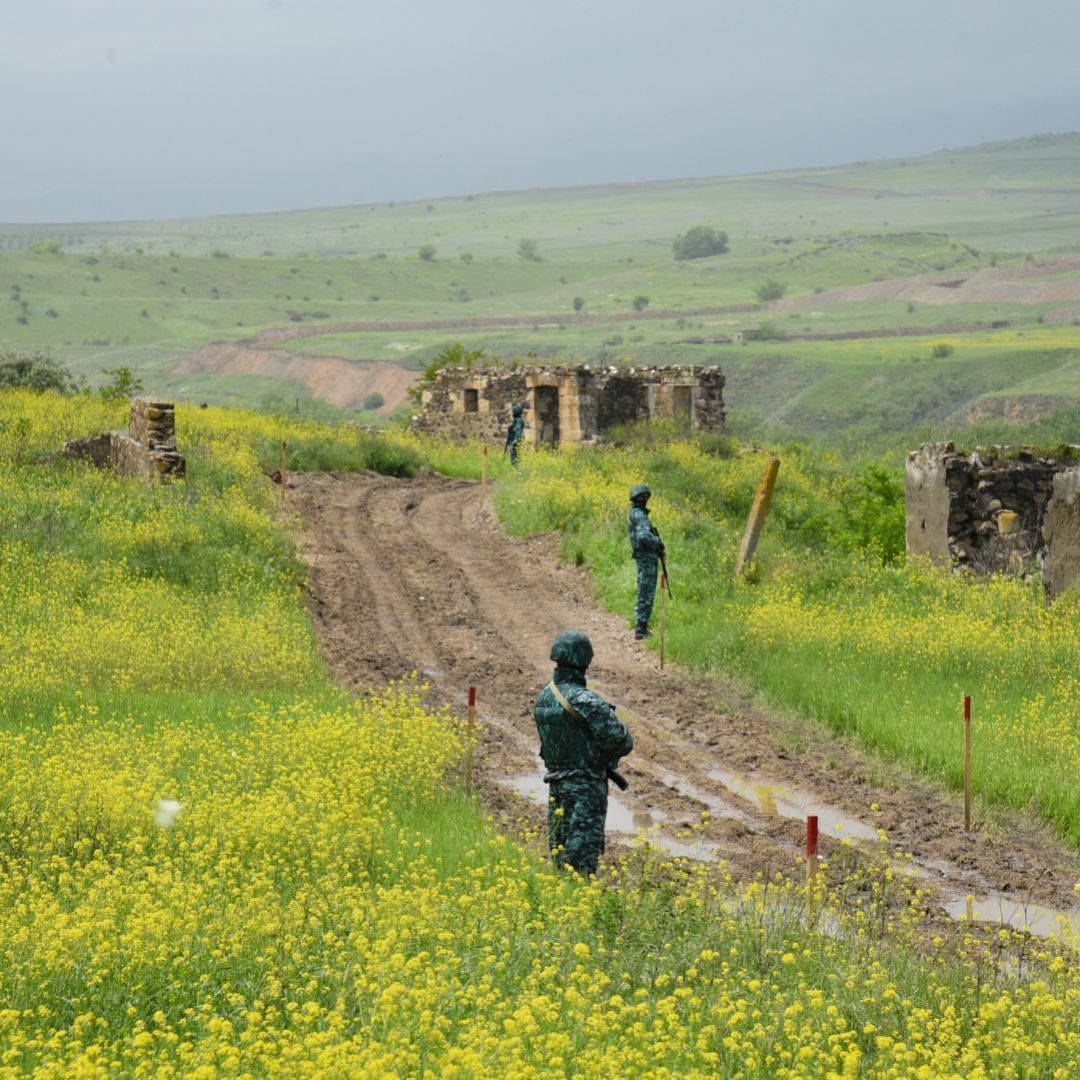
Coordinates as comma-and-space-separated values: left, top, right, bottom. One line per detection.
26, 239, 62, 255
363, 392, 385, 411
756, 320, 787, 342
672, 225, 728, 261
931, 342, 954, 359
0, 350, 79, 393
517, 237, 540, 261
257, 434, 419, 477
631, 295, 650, 312
98, 366, 145, 402
573, 296, 585, 312
754, 279, 786, 302
418, 244, 437, 261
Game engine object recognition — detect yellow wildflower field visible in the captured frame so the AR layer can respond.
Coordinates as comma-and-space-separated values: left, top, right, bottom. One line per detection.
2, 391, 1080, 1077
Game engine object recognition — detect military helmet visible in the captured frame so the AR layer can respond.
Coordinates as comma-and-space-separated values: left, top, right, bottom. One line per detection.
630, 484, 651, 502
550, 630, 594, 671
512, 402, 524, 416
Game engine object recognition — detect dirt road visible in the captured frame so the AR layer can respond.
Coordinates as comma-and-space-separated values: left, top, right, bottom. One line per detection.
289, 471, 1080, 923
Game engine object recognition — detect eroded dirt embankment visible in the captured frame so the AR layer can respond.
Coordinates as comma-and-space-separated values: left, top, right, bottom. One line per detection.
289, 471, 1080, 917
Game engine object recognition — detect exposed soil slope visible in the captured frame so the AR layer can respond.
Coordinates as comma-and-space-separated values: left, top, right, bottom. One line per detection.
172, 343, 415, 413
289, 471, 1080, 918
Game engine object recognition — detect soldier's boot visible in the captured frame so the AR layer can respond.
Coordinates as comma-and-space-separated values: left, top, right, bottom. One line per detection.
634, 622, 651, 641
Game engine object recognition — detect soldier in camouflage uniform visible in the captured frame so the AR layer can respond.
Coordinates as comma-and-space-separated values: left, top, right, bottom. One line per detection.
533, 631, 634, 876
504, 402, 525, 466
627, 484, 664, 640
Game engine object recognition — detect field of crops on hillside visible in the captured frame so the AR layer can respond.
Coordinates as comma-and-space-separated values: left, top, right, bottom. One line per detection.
3, 391, 1080, 1076
495, 432, 1080, 848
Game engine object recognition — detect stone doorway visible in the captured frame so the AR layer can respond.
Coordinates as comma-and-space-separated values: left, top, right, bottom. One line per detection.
673, 385, 693, 427
534, 386, 560, 447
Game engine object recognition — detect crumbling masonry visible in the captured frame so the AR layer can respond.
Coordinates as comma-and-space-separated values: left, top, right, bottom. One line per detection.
64, 397, 185, 481
905, 442, 1080, 597
410, 365, 725, 447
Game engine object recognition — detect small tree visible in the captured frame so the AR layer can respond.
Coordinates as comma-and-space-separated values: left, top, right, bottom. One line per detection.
363, 392, 385, 411
99, 366, 145, 402
517, 237, 540, 261
417, 243, 437, 261
632, 294, 650, 312
754, 279, 786, 302
672, 225, 729, 261
572, 296, 585, 313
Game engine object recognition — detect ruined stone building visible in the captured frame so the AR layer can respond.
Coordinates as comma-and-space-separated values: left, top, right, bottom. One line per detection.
906, 443, 1080, 597
411, 364, 725, 447
64, 397, 186, 481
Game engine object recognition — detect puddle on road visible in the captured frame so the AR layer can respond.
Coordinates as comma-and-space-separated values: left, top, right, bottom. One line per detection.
656, 772, 754, 824
708, 767, 880, 842
944, 892, 1080, 940
503, 770, 719, 861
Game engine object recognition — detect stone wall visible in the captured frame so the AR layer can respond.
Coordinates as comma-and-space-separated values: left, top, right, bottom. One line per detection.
411, 364, 724, 446
905, 442, 1080, 596
64, 397, 185, 481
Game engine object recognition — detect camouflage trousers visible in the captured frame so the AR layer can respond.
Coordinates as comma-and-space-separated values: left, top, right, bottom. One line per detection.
635, 555, 658, 627
509, 440, 521, 466
547, 775, 608, 876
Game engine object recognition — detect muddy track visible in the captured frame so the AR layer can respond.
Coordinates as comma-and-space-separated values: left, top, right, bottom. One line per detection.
289, 471, 1080, 920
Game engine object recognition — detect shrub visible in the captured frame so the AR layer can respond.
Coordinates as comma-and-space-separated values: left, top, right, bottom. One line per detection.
573, 296, 585, 312
0, 350, 79, 393
754, 279, 786, 302
931, 342, 954, 359
631, 295, 650, 312
363, 392, 385, 411
27, 239, 62, 255
98, 366, 145, 402
418, 244, 437, 261
517, 237, 540, 261
672, 225, 728, 261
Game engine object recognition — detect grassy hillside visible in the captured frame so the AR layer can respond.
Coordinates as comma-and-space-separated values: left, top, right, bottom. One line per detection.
3, 133, 1080, 444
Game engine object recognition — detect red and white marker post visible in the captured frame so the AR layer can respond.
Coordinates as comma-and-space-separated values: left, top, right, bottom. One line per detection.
806, 814, 819, 889
963, 695, 972, 833
464, 686, 478, 795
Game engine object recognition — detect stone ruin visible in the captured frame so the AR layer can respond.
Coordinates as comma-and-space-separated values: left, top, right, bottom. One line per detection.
410, 364, 725, 447
64, 397, 185, 481
905, 442, 1080, 597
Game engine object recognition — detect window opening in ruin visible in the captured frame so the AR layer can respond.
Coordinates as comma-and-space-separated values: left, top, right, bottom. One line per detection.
463, 388, 479, 413
534, 386, 560, 447
673, 385, 693, 427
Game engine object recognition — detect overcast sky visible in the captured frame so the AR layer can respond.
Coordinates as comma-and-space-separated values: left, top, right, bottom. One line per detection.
3, 0, 1078, 223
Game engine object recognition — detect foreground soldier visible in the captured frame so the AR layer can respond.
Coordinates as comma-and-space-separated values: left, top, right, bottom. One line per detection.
534, 631, 634, 876
627, 484, 664, 640
504, 402, 525, 466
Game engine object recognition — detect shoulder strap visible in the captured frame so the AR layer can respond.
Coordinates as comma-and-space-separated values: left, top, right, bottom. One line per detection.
548, 680, 587, 725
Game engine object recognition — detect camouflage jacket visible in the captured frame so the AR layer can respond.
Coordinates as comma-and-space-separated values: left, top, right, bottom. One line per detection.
534, 667, 633, 782
505, 417, 525, 449
627, 505, 663, 560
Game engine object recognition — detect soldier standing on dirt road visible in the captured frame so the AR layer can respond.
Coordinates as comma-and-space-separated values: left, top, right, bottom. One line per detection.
504, 402, 525, 466
627, 484, 664, 641
533, 631, 634, 876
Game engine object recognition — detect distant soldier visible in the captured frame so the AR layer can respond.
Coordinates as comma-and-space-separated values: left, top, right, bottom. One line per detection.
504, 402, 525, 466
534, 631, 634, 876
627, 484, 664, 640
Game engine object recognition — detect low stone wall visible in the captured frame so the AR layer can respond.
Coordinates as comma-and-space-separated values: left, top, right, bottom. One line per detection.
905, 442, 1080, 596
64, 398, 185, 481
411, 364, 725, 446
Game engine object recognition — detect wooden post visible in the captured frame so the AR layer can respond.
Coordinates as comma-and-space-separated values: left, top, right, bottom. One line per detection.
280, 440, 287, 497
659, 573, 666, 669
963, 695, 972, 833
734, 456, 780, 579
464, 686, 477, 795
806, 815, 819, 887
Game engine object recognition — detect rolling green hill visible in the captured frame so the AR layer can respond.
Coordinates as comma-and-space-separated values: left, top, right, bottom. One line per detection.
4, 132, 1080, 446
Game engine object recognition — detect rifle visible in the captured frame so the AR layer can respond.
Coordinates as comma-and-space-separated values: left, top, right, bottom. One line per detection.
607, 768, 629, 791
659, 550, 673, 599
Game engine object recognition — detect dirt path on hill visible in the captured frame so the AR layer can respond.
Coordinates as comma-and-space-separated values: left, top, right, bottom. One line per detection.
289, 471, 1080, 923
